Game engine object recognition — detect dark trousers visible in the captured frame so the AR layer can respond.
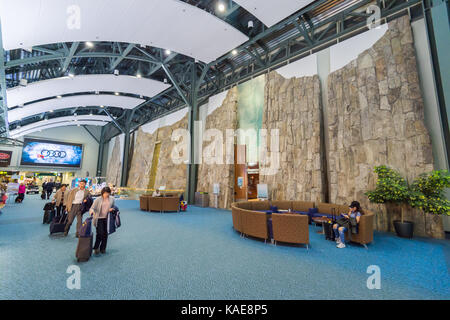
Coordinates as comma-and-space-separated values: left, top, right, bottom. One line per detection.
46, 190, 52, 199
94, 218, 108, 252
56, 204, 65, 217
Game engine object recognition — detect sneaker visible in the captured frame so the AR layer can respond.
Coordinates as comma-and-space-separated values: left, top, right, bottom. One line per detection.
336, 238, 341, 244
94, 249, 100, 255
337, 242, 346, 249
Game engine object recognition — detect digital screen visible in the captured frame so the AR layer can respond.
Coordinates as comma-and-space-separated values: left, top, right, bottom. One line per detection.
20, 138, 83, 168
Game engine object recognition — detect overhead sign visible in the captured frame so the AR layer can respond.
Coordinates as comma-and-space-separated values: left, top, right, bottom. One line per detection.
0, 150, 13, 167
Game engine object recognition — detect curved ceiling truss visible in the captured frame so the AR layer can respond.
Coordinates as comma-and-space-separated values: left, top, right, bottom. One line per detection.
1, 0, 425, 139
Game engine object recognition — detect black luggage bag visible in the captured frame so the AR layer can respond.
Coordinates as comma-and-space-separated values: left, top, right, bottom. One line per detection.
43, 209, 56, 224
41, 191, 46, 200
49, 213, 67, 234
76, 235, 93, 262
323, 221, 336, 241
43, 202, 56, 224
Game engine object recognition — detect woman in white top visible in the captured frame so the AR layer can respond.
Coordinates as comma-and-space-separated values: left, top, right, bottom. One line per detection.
89, 187, 115, 254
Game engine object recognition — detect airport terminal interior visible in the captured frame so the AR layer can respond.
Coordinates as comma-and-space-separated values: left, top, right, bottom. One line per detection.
0, 0, 449, 300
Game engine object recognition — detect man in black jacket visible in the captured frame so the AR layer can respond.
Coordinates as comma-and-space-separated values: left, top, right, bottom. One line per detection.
45, 180, 54, 200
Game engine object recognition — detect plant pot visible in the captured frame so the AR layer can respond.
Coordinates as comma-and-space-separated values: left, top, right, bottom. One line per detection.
393, 220, 414, 238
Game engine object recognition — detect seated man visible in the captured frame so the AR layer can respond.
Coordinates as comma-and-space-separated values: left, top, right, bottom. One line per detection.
333, 201, 361, 249
152, 189, 161, 197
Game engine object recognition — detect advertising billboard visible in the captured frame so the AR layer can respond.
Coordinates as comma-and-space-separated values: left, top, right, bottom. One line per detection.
0, 150, 12, 167
20, 138, 83, 168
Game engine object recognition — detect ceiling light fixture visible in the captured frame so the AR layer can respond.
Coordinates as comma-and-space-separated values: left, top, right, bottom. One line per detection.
218, 2, 226, 12
231, 49, 238, 56
165, 49, 171, 55
56, 95, 62, 99
136, 73, 142, 78
114, 92, 119, 96
85, 41, 94, 48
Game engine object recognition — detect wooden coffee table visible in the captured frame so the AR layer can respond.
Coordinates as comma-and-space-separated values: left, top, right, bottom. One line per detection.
312, 217, 333, 234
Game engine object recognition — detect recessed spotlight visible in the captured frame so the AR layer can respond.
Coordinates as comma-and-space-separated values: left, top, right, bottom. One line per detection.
114, 92, 119, 96
85, 41, 94, 48
77, 124, 80, 127
136, 73, 142, 78
100, 105, 104, 108
231, 49, 238, 56
56, 95, 62, 99
218, 2, 226, 12
163, 78, 168, 84
49, 110, 54, 113
68, 73, 75, 78
165, 49, 171, 55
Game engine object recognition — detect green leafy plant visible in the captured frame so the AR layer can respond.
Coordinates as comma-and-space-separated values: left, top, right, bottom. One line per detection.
409, 170, 450, 215
365, 165, 411, 222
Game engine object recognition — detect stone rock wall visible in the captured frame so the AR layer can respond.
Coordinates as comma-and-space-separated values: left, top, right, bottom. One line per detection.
197, 87, 238, 209
154, 115, 188, 190
327, 16, 443, 238
127, 128, 157, 190
260, 71, 325, 203
105, 136, 122, 187
127, 115, 188, 191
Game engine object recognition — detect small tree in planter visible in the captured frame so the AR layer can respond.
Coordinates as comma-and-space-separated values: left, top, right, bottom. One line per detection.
365, 165, 413, 237
409, 170, 450, 216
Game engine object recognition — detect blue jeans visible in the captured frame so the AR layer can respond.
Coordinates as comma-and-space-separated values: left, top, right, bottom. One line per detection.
333, 224, 347, 243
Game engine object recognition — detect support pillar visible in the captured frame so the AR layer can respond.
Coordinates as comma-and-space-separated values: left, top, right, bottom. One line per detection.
96, 126, 106, 176
186, 62, 199, 204
120, 110, 134, 187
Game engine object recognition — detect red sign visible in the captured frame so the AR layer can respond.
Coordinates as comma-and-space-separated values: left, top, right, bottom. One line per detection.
0, 150, 12, 167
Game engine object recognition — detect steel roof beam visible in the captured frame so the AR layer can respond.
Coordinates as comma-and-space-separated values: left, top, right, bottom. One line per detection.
110, 43, 135, 70
61, 42, 79, 73
0, 17, 9, 137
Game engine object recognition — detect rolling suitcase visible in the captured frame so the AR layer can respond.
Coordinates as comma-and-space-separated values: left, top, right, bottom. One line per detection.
75, 235, 93, 262
49, 213, 67, 234
76, 216, 93, 262
41, 191, 46, 200
323, 221, 336, 241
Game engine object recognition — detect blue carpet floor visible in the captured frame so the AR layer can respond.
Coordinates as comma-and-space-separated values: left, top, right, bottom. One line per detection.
0, 195, 449, 300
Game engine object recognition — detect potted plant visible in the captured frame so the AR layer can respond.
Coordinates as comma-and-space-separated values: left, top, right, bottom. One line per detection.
365, 165, 414, 238
409, 170, 450, 217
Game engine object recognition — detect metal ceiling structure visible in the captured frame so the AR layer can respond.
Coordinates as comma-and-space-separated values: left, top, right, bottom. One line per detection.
0, 0, 440, 200
1, 0, 427, 140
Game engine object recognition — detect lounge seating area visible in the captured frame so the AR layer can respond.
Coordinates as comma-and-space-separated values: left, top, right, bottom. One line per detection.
231, 200, 374, 249
139, 194, 180, 213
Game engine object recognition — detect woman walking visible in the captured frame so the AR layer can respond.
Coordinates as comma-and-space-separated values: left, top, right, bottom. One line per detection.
17, 183, 26, 202
89, 187, 115, 255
